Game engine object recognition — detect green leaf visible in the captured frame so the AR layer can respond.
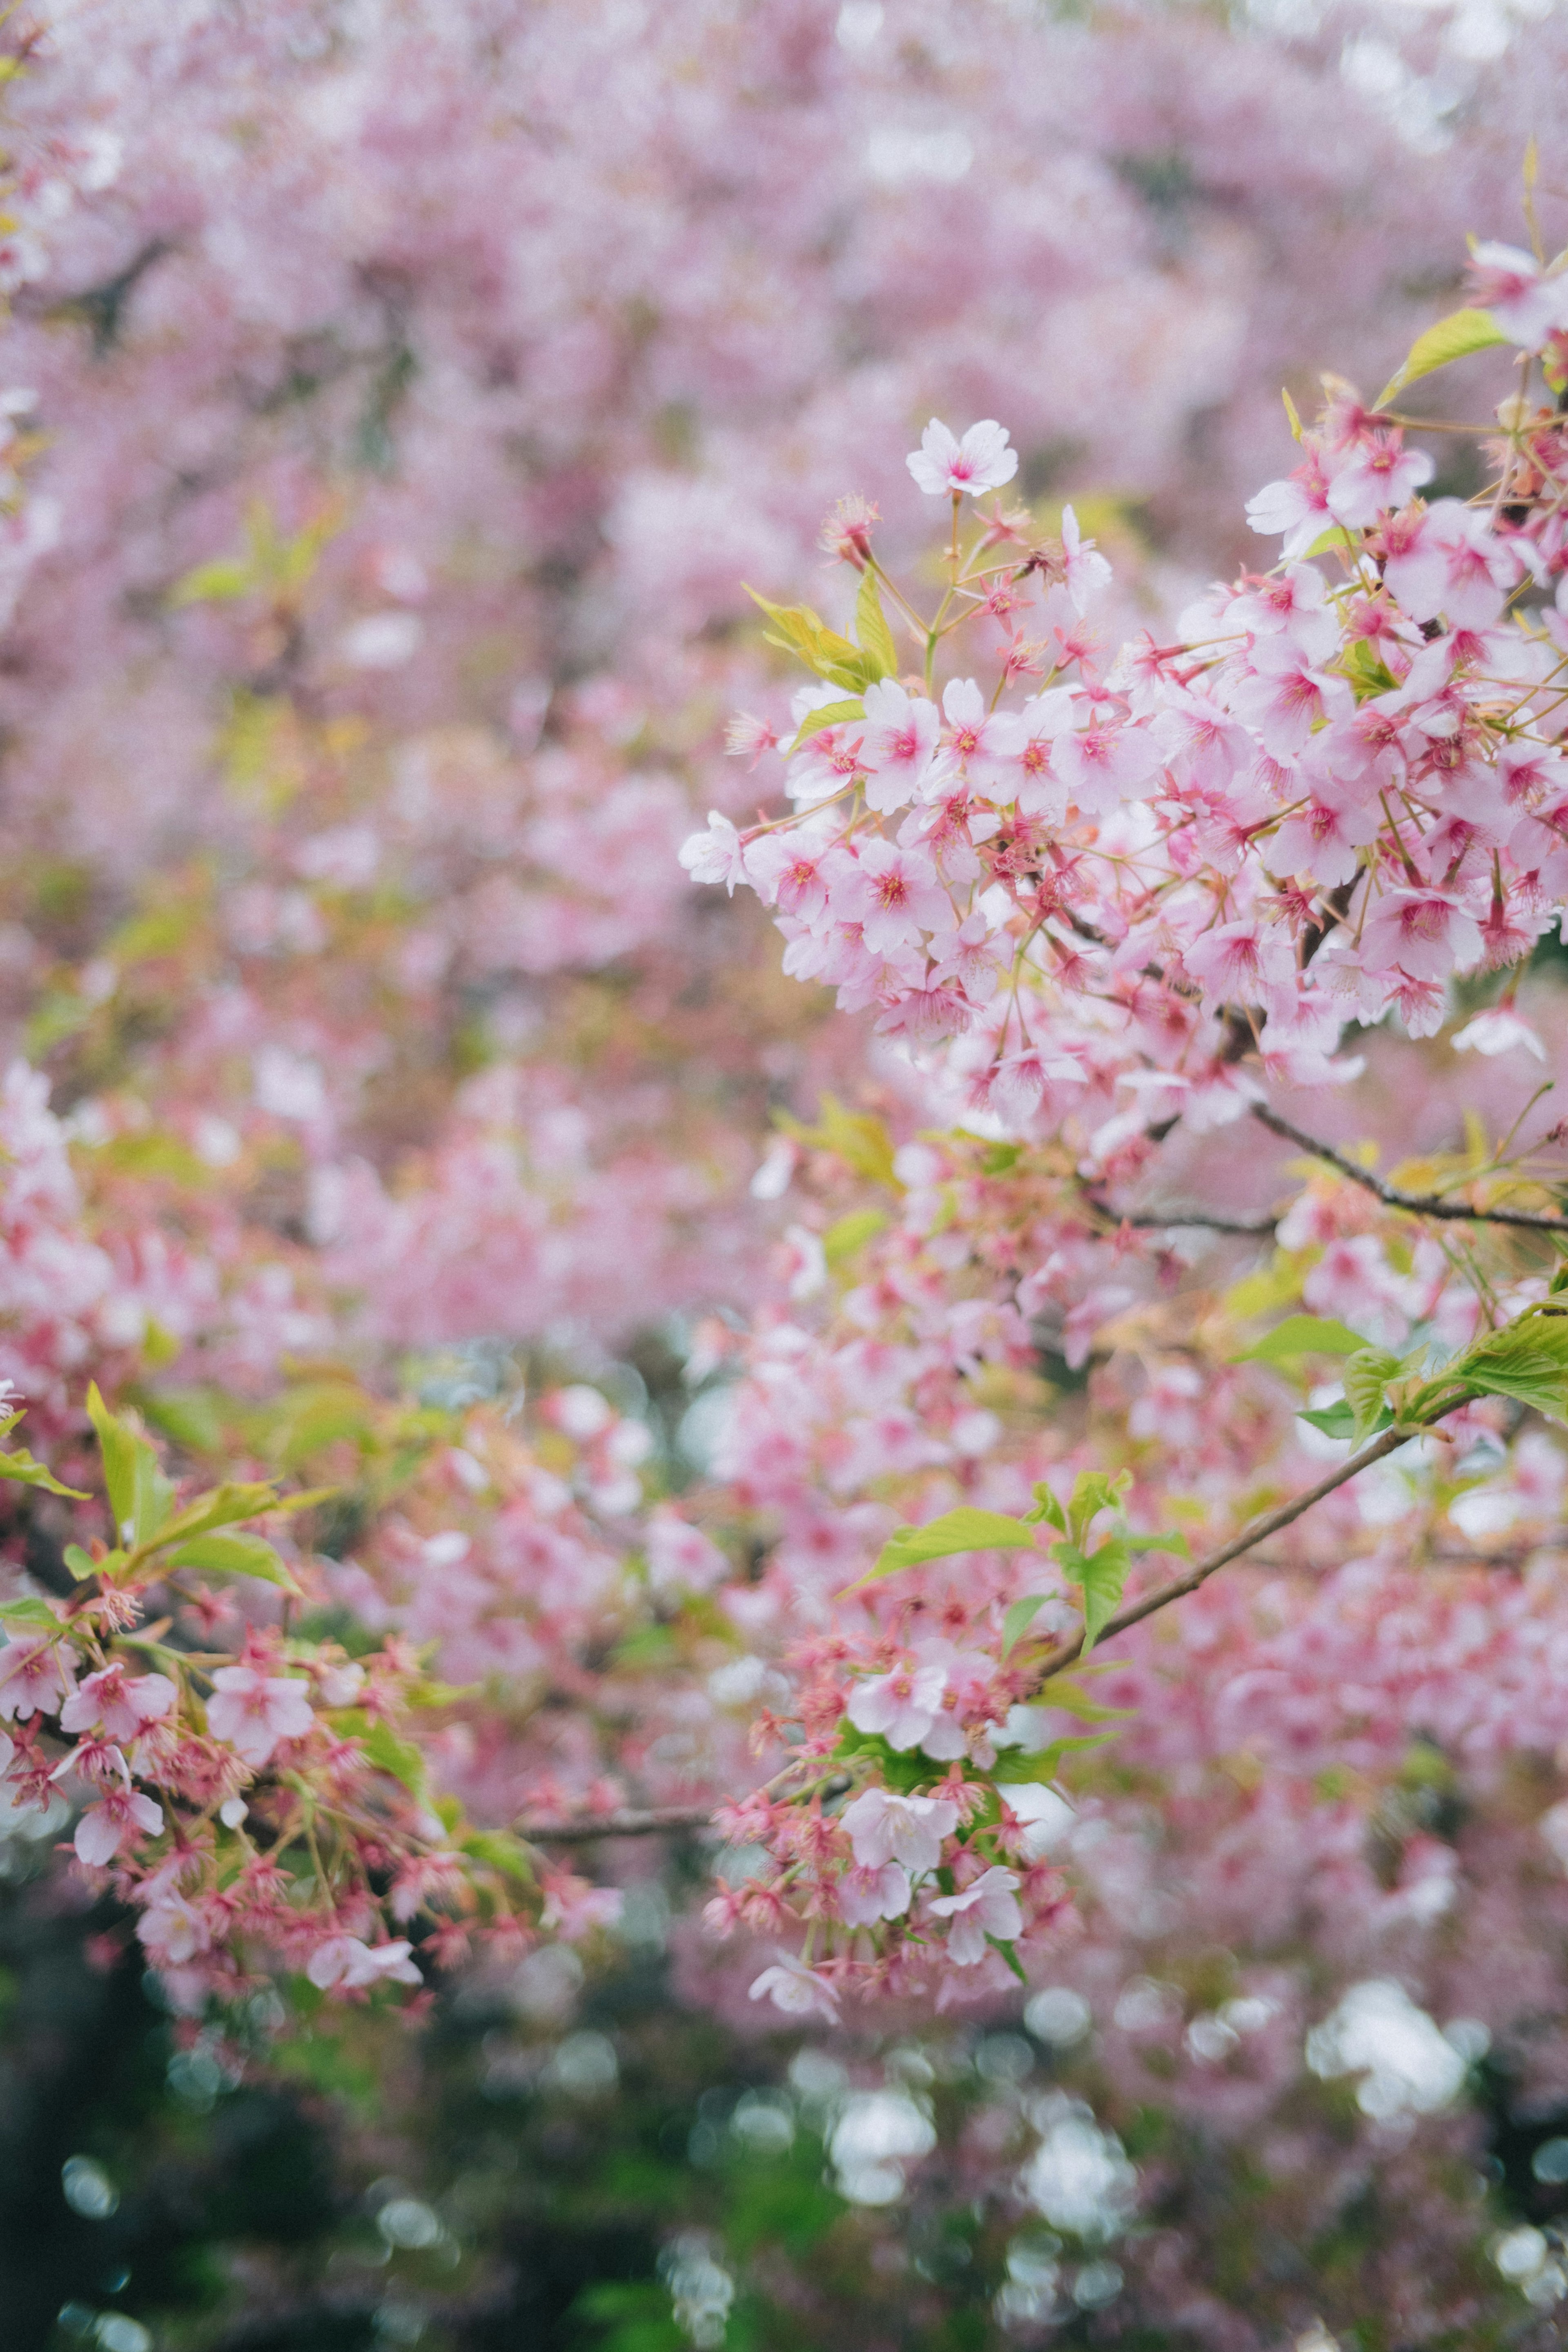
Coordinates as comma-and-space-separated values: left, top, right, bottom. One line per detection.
1232, 1314, 1366, 1367
461, 1829, 537, 1885
845, 1506, 1039, 1593
145, 1481, 281, 1554
1343, 1345, 1404, 1443
1452, 1309, 1568, 1423
1125, 1528, 1190, 1559
62, 1544, 100, 1582
86, 1382, 171, 1541
1375, 307, 1510, 410
822, 1208, 889, 1268
0, 1597, 62, 1632
1058, 1532, 1130, 1654
989, 1934, 1028, 1984
784, 696, 865, 757
0, 1446, 89, 1501
164, 1531, 301, 1592
1022, 1482, 1067, 1534
1002, 1594, 1051, 1657
854, 569, 899, 681
992, 1730, 1118, 1780
775, 1094, 902, 1191
744, 588, 875, 692
168, 557, 254, 608
1063, 1468, 1131, 1547
1299, 1398, 1356, 1439
359, 1717, 427, 1796
1341, 639, 1400, 701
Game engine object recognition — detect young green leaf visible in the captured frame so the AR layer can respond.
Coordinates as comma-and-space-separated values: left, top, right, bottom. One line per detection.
0, 1597, 62, 1632
1375, 307, 1510, 409
143, 1480, 282, 1554
62, 1544, 102, 1582
1452, 1310, 1568, 1424
822, 1207, 889, 1268
744, 588, 872, 691
163, 1531, 302, 1592
842, 1506, 1039, 1593
1057, 1531, 1130, 1653
1124, 1529, 1191, 1559
1064, 1468, 1131, 1547
854, 569, 899, 682
358, 1717, 428, 1795
86, 1382, 171, 1541
1342, 1345, 1404, 1443
784, 696, 865, 757
461, 1829, 537, 1885
1232, 1314, 1365, 1367
0, 1446, 89, 1501
1022, 1482, 1067, 1534
168, 556, 254, 608
1001, 1593, 1052, 1657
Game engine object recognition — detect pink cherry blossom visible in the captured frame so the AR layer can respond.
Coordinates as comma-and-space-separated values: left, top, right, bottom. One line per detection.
846, 1661, 947, 1749
860, 680, 941, 812
1467, 240, 1568, 347
60, 1666, 176, 1742
837, 1860, 912, 1925
678, 812, 747, 892
839, 1788, 961, 1873
205, 1664, 316, 1768
748, 1954, 841, 2021
906, 418, 1018, 499
0, 1633, 76, 1722
306, 1936, 423, 1991
1383, 499, 1519, 630
74, 1786, 162, 1869
929, 1864, 1023, 1963
1360, 887, 1484, 982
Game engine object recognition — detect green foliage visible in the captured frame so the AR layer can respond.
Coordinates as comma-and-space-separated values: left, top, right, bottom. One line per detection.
79, 1382, 306, 1594
853, 568, 899, 680
848, 1506, 1042, 1593
0, 1405, 87, 1500
1375, 306, 1510, 408
1231, 1314, 1365, 1367
773, 1094, 902, 1190
1448, 1305, 1568, 1423
1342, 1346, 1404, 1443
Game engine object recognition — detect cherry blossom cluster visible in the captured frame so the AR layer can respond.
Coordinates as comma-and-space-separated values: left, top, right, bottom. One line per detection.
686, 276, 1568, 1165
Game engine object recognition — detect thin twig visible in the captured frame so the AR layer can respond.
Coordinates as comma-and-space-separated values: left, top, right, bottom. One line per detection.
1103, 1204, 1279, 1238
525, 1422, 1450, 1839
521, 1802, 721, 1843
1027, 1420, 1418, 1683
522, 1767, 851, 1845
1250, 1103, 1568, 1234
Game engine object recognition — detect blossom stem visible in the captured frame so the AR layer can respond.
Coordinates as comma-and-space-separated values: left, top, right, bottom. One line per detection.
1026, 1417, 1441, 1683
1250, 1102, 1568, 1232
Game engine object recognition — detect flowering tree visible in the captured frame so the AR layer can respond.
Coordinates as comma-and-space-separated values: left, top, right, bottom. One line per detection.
8, 0, 1568, 2341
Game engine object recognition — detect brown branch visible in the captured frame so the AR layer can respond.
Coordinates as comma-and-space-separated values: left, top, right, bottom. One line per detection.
1251, 1102, 1568, 1234
1099, 1203, 1279, 1238
1027, 1419, 1421, 1684
525, 1420, 1463, 1840
522, 1767, 852, 1845
521, 1802, 722, 1843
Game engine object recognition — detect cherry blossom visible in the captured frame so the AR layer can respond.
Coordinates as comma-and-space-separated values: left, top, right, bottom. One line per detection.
906, 419, 1018, 499
929, 1865, 1023, 1964
204, 1664, 316, 1769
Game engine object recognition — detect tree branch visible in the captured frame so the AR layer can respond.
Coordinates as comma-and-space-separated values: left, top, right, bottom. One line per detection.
522, 1802, 721, 1843
1095, 1201, 1279, 1238
1027, 1419, 1420, 1683
525, 1421, 1459, 1840
1250, 1102, 1568, 1234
